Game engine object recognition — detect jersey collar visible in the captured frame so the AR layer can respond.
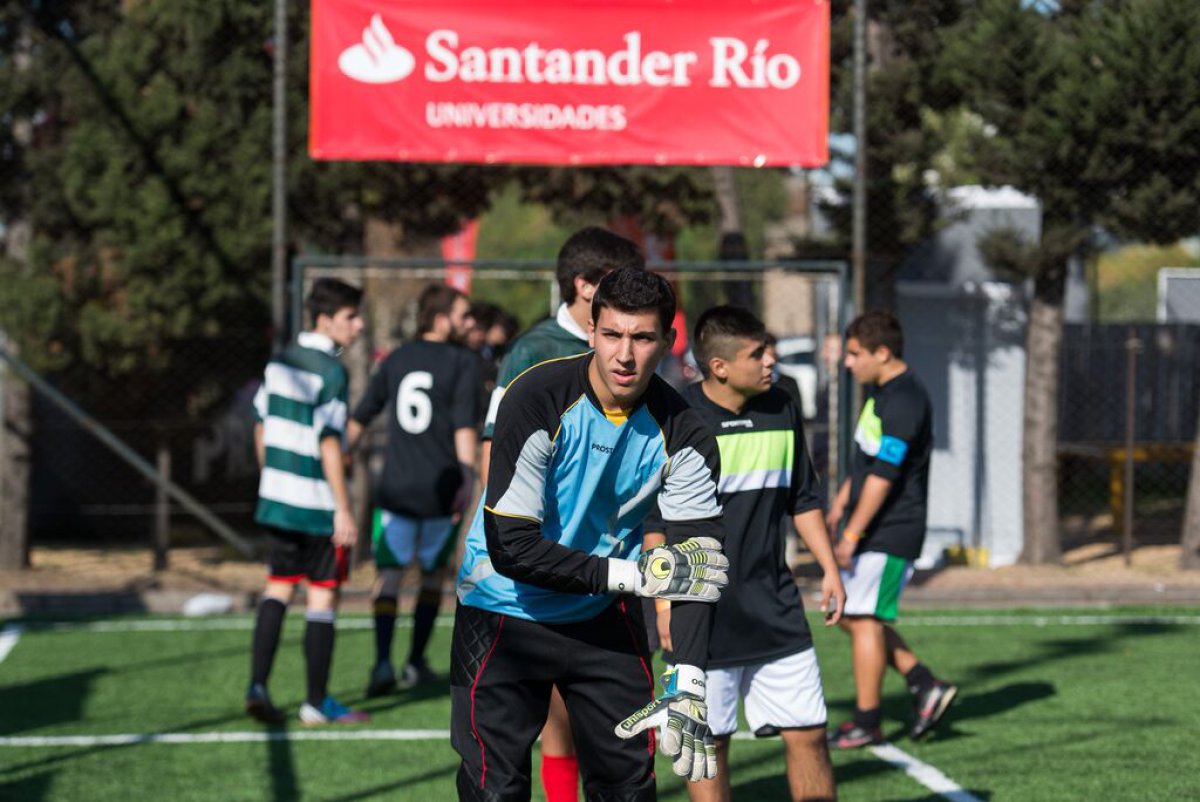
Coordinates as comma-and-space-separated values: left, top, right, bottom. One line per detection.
556, 303, 589, 343
297, 331, 339, 356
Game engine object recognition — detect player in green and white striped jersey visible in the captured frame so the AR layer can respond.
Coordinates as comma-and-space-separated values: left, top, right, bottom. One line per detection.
244, 278, 370, 727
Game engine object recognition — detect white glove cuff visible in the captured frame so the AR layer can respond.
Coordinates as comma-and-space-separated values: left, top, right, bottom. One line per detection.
673, 664, 707, 700
606, 558, 642, 594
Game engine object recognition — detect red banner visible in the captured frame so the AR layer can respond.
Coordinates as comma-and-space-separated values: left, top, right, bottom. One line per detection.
441, 219, 479, 293
310, 0, 829, 167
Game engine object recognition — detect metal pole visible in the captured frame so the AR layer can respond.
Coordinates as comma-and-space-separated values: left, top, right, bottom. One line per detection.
271, 0, 288, 346
851, 0, 868, 318
1123, 329, 1140, 567
154, 435, 171, 571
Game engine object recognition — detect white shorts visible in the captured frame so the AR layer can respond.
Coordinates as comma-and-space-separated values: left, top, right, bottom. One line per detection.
372, 510, 457, 572
706, 648, 828, 738
840, 551, 915, 621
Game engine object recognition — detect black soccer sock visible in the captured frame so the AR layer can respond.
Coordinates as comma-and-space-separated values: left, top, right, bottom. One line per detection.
250, 596, 287, 686
305, 610, 336, 707
407, 598, 439, 668
373, 596, 398, 666
853, 706, 883, 730
905, 663, 936, 696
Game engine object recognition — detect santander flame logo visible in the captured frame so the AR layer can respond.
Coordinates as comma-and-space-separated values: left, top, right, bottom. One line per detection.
337, 14, 415, 84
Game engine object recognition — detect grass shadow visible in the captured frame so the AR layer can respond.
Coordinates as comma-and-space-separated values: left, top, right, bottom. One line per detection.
0, 669, 107, 737
0, 770, 55, 802
319, 762, 458, 801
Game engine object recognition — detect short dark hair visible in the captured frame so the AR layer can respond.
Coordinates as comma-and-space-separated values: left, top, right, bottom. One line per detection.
557, 227, 645, 304
591, 268, 675, 335
307, 278, 363, 325
846, 311, 904, 358
417, 283, 467, 335
469, 301, 501, 330
692, 306, 767, 378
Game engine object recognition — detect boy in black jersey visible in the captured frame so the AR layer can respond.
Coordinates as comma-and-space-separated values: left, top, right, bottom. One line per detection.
651, 307, 845, 802
826, 311, 957, 748
347, 284, 481, 695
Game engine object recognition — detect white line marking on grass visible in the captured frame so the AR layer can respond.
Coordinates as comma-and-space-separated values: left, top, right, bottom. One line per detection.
0, 624, 23, 663
869, 743, 983, 802
41, 617, 453, 634
897, 614, 1200, 627
0, 729, 452, 747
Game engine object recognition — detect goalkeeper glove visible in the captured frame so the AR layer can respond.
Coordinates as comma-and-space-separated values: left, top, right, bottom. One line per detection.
615, 664, 717, 782
606, 536, 728, 602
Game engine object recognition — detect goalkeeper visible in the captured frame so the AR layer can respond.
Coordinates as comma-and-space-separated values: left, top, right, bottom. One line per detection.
452, 269, 728, 801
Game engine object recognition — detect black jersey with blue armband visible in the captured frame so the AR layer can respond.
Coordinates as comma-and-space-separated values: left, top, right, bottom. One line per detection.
848, 370, 933, 560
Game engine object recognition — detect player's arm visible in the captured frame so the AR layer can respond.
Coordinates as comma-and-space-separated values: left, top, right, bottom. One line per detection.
789, 411, 845, 622
315, 372, 357, 548
641, 527, 671, 652
252, 384, 267, 469
347, 359, 390, 451
451, 354, 482, 515
654, 416, 725, 671
826, 476, 852, 530
320, 434, 357, 548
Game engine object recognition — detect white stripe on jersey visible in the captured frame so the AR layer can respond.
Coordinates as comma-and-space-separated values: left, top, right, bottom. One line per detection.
263, 418, 322, 458
312, 397, 348, 436
258, 467, 336, 511
484, 385, 506, 431
264, 363, 324, 404
718, 468, 790, 495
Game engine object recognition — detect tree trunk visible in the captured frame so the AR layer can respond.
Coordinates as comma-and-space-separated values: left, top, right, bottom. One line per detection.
1180, 404, 1200, 569
0, 348, 32, 571
1019, 269, 1066, 565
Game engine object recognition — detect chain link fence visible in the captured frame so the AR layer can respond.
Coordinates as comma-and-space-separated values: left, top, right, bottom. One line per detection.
294, 258, 849, 545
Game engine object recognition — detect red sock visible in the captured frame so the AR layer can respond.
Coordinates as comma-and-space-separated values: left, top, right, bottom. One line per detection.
541, 754, 579, 802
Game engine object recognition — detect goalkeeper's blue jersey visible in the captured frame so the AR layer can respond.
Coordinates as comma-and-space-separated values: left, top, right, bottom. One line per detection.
457, 353, 723, 625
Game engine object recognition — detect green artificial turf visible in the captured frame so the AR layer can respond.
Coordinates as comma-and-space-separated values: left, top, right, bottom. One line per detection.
1, 608, 1198, 801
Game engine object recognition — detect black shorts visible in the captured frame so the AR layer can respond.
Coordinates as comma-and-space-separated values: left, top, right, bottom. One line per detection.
450, 599, 657, 802
265, 527, 348, 589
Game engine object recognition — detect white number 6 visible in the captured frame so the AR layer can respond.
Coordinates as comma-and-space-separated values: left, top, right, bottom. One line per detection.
397, 371, 433, 434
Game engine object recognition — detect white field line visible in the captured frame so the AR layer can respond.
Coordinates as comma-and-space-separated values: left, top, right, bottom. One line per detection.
895, 614, 1200, 627
22, 612, 1200, 634
0, 729, 450, 747
1, 727, 983, 802
870, 743, 984, 802
0, 624, 23, 663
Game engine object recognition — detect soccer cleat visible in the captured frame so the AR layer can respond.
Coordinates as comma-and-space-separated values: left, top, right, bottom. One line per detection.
245, 682, 285, 725
298, 695, 370, 726
910, 680, 958, 740
397, 661, 438, 690
827, 719, 883, 749
365, 661, 397, 698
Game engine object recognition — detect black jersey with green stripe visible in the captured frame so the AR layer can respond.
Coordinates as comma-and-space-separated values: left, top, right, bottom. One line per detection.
352, 340, 481, 519
651, 383, 823, 669
849, 370, 933, 561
